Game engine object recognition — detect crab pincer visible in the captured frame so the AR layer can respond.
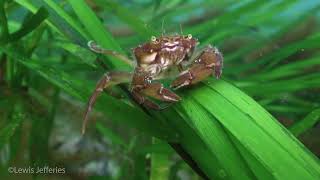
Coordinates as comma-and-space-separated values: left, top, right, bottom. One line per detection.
141, 83, 181, 102
171, 46, 223, 89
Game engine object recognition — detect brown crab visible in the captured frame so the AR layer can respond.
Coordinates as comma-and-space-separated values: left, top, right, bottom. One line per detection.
82, 34, 223, 134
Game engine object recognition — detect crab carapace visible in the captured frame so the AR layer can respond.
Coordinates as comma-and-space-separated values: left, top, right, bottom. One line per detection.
82, 34, 223, 134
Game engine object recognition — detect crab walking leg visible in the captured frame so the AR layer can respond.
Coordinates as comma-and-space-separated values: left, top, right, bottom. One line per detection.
171, 46, 223, 89
88, 41, 134, 66
82, 71, 132, 135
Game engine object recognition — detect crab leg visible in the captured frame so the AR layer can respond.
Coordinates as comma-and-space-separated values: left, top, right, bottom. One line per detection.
88, 41, 133, 66
82, 71, 132, 135
171, 46, 223, 89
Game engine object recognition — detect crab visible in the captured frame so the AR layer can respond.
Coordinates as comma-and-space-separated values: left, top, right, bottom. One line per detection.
82, 34, 223, 134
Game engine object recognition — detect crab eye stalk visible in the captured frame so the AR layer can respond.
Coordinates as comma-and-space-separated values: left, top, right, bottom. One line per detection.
187, 34, 192, 39
151, 36, 157, 42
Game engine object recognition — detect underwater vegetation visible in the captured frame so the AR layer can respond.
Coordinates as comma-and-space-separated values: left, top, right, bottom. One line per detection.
0, 0, 319, 179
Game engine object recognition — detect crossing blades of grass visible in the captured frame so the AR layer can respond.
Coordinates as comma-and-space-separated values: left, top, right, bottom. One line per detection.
202, 0, 299, 45
68, 0, 131, 70
263, 35, 320, 70
223, 5, 320, 68
1, 47, 176, 142
96, 122, 128, 148
52, 41, 97, 68
9, 6, 48, 42
188, 0, 269, 37
16, 0, 87, 44
15, 0, 61, 35
240, 73, 320, 96
0, 102, 25, 150
231, 34, 320, 75
93, 0, 157, 40
150, 138, 170, 180
0, 0, 9, 43
43, 0, 89, 39
244, 56, 320, 81
289, 108, 320, 137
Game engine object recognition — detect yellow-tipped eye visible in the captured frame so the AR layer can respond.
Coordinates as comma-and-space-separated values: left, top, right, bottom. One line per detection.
151, 36, 157, 42
187, 34, 192, 39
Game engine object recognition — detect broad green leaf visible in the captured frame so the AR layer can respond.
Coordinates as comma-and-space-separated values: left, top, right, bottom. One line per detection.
156, 79, 320, 179
192, 79, 320, 179
174, 99, 255, 179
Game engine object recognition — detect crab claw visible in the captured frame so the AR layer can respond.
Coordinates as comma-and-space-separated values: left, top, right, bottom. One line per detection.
171, 64, 212, 89
171, 45, 223, 89
157, 87, 181, 102
142, 83, 181, 102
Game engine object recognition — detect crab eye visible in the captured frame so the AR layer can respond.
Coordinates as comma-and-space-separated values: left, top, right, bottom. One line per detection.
151, 36, 157, 42
187, 34, 192, 39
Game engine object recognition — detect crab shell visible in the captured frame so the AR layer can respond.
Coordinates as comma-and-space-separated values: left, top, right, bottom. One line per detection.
133, 35, 198, 76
